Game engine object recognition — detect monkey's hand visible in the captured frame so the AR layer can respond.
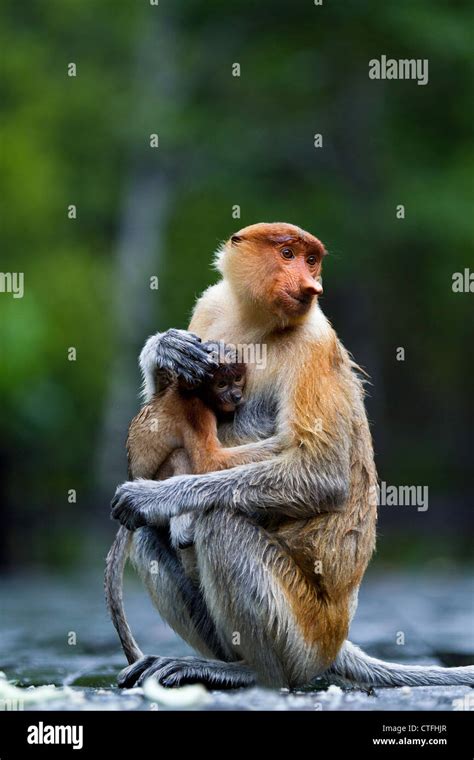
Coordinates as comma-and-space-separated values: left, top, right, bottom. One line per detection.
111, 477, 210, 530
111, 480, 162, 531
140, 329, 219, 399
111, 479, 195, 530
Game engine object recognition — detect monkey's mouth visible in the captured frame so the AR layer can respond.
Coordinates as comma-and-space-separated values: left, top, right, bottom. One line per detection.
284, 292, 315, 313
220, 399, 243, 413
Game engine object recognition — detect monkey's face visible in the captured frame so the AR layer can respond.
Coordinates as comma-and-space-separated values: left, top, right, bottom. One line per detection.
218, 223, 326, 324
211, 365, 246, 414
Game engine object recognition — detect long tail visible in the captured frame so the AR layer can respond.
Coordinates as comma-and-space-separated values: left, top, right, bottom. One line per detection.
328, 640, 474, 687
104, 525, 143, 665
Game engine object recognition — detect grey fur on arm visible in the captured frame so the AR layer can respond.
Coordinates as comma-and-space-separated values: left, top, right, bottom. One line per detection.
111, 443, 350, 531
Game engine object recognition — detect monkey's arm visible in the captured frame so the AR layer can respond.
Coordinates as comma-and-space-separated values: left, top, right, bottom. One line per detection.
112, 443, 349, 531
205, 435, 284, 470
181, 403, 284, 473
185, 436, 283, 473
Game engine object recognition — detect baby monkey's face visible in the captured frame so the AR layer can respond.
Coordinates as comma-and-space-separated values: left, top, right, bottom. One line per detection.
211, 364, 246, 414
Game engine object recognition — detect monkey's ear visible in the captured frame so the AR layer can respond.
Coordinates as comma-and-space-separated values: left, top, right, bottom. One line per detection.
231, 235, 243, 245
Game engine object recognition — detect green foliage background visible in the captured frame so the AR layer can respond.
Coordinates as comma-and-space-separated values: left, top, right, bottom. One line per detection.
1, 0, 473, 568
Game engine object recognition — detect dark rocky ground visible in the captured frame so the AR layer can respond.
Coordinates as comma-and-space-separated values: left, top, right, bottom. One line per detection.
0, 569, 472, 711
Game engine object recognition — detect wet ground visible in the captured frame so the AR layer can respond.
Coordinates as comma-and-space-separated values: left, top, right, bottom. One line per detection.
0, 569, 472, 711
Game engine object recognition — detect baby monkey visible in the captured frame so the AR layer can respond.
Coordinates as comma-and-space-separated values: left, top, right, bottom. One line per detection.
127, 346, 246, 548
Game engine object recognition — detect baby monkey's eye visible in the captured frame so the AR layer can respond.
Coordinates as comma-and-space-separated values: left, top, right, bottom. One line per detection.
234, 374, 243, 382
217, 380, 228, 389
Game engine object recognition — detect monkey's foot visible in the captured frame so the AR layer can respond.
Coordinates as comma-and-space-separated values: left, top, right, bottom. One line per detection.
118, 656, 256, 690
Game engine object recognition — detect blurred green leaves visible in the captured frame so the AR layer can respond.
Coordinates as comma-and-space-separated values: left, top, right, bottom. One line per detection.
1, 0, 473, 566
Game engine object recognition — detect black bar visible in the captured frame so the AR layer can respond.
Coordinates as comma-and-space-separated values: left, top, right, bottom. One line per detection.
0, 710, 471, 757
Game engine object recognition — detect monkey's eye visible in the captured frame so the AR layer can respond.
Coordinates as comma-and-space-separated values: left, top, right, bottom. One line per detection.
234, 374, 242, 382
217, 380, 228, 389
281, 248, 294, 260
307, 255, 317, 266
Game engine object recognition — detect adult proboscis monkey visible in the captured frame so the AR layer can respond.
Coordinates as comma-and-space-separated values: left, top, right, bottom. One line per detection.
109, 222, 474, 689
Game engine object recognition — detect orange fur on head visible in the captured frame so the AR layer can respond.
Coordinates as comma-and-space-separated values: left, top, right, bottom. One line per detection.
216, 223, 327, 327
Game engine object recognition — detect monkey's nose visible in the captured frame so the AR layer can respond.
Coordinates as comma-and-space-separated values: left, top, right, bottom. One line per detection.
231, 391, 242, 403
301, 281, 322, 298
